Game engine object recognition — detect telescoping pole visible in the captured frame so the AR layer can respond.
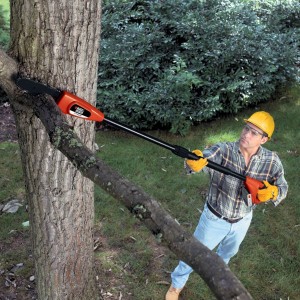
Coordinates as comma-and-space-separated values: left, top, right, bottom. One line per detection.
104, 117, 246, 181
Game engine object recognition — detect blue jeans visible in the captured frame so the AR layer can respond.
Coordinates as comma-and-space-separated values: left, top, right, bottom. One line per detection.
171, 203, 253, 289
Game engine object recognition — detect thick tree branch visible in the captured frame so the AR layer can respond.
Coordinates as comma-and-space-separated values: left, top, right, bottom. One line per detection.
0, 49, 18, 96
0, 49, 253, 300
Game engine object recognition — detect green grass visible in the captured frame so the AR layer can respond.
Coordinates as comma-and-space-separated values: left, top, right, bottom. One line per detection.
0, 142, 24, 201
1, 85, 299, 299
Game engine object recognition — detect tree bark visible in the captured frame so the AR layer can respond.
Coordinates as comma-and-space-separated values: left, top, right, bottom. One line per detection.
5, 1, 102, 299
0, 48, 253, 299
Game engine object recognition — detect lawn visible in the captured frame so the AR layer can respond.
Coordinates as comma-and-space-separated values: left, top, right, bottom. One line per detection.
0, 84, 299, 299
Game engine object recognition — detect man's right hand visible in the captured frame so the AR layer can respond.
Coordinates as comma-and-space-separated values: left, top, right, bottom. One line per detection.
186, 150, 208, 172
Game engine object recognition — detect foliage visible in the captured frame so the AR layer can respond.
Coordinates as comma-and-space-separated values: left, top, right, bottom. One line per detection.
0, 3, 10, 104
98, 0, 300, 134
0, 5, 9, 50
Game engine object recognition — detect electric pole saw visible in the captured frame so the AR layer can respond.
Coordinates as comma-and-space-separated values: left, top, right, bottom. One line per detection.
16, 78, 265, 205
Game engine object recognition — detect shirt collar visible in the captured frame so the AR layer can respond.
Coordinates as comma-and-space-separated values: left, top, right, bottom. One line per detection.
235, 140, 263, 158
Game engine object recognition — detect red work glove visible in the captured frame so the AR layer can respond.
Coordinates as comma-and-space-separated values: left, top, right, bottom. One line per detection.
257, 181, 278, 202
186, 150, 208, 172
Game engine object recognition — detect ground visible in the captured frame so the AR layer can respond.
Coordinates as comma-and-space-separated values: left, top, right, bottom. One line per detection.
0, 231, 37, 300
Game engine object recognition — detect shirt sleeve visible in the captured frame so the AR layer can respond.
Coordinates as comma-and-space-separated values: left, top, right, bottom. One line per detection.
203, 143, 223, 162
202, 143, 224, 176
271, 154, 288, 206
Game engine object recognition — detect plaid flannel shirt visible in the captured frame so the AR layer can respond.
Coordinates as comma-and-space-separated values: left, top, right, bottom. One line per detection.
196, 141, 288, 219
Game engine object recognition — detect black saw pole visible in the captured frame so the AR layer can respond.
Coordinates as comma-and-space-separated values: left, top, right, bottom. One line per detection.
103, 117, 246, 181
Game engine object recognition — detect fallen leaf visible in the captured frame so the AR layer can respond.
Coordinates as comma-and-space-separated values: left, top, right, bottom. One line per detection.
2, 199, 23, 213
156, 280, 170, 285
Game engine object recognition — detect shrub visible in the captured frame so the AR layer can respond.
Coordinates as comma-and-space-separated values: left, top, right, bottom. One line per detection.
0, 5, 9, 50
98, 0, 300, 134
0, 5, 10, 105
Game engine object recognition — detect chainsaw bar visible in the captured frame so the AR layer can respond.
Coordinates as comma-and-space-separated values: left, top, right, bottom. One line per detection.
16, 78, 61, 100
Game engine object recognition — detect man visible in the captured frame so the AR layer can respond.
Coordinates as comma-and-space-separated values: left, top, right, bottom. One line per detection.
165, 111, 288, 300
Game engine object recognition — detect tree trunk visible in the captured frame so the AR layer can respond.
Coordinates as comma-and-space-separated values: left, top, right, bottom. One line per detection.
9, 1, 101, 299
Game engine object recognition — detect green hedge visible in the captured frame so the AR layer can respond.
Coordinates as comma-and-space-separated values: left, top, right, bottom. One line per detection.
0, 5, 10, 104
98, 0, 300, 134
0, 5, 9, 50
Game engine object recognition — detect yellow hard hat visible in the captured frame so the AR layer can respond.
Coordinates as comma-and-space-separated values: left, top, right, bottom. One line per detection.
244, 111, 275, 139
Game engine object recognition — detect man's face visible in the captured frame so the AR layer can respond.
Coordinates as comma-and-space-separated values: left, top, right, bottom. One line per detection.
239, 122, 268, 150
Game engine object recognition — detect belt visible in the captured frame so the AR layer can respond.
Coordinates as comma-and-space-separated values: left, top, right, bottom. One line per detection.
207, 202, 242, 224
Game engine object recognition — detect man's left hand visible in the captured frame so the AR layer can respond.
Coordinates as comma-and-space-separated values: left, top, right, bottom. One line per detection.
257, 181, 278, 202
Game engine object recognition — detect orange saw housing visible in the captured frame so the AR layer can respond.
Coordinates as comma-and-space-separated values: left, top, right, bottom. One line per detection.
57, 91, 105, 122
244, 176, 265, 205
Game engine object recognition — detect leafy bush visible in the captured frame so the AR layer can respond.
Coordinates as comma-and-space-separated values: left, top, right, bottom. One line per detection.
0, 5, 10, 105
0, 5, 9, 50
98, 0, 300, 134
